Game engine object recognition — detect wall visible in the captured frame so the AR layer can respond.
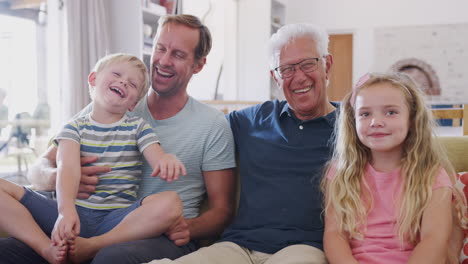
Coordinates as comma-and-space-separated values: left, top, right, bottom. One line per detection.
235, 0, 270, 101
183, 0, 271, 101
374, 24, 468, 104
107, 0, 142, 56
282, 0, 468, 86
183, 0, 229, 100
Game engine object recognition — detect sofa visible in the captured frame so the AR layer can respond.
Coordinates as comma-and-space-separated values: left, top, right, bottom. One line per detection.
439, 136, 468, 174
1, 136, 468, 253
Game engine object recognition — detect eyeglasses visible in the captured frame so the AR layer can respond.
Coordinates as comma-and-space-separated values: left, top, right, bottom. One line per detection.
274, 58, 320, 79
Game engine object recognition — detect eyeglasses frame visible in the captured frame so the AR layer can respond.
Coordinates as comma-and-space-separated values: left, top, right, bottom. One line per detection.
273, 57, 322, 79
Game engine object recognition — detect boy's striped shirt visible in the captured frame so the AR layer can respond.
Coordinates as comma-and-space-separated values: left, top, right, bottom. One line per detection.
55, 114, 159, 209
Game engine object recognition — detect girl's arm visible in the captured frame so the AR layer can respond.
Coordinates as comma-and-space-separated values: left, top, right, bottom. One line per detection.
52, 139, 82, 243
447, 204, 464, 264
143, 144, 186, 183
324, 191, 359, 264
407, 187, 453, 264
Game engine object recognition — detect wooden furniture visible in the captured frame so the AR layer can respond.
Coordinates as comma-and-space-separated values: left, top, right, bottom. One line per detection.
432, 104, 468, 135
204, 101, 467, 136
203, 100, 262, 114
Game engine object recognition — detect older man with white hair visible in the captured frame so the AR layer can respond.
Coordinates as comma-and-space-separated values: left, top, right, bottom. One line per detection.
150, 22, 337, 264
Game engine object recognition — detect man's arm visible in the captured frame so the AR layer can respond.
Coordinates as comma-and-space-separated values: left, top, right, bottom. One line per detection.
165, 168, 236, 246
27, 145, 59, 191
27, 145, 110, 198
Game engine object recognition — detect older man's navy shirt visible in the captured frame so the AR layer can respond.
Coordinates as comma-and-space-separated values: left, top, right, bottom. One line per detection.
221, 99, 337, 254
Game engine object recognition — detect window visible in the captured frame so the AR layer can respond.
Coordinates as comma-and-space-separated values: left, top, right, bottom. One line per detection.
0, 14, 47, 184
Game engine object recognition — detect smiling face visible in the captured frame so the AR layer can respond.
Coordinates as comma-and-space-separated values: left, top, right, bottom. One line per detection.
89, 60, 144, 114
151, 22, 205, 97
272, 36, 332, 120
354, 83, 410, 157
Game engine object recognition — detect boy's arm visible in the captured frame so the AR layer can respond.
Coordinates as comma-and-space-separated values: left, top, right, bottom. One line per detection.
324, 200, 359, 264
27, 145, 110, 198
408, 187, 452, 264
52, 139, 82, 242
165, 168, 236, 246
143, 143, 186, 182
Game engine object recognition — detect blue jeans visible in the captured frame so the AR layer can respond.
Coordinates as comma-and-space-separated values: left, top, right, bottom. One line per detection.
0, 236, 197, 264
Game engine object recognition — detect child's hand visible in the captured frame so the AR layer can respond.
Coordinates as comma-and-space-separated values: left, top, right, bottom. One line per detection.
151, 153, 187, 182
51, 209, 80, 244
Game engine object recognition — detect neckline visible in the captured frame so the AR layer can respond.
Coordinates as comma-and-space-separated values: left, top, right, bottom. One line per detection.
88, 113, 127, 127
367, 163, 401, 179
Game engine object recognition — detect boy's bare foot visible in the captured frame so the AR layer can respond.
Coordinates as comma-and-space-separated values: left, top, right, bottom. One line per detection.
41, 241, 68, 264
68, 237, 99, 264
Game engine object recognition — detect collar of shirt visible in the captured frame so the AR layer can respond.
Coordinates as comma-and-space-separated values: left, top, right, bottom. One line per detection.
280, 101, 338, 126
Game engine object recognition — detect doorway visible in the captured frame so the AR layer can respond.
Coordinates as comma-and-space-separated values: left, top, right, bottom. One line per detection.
328, 34, 353, 102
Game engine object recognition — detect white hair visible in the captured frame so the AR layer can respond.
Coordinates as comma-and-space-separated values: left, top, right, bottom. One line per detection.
267, 23, 330, 70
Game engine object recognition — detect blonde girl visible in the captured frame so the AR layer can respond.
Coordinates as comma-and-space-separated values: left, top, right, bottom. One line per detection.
322, 72, 466, 264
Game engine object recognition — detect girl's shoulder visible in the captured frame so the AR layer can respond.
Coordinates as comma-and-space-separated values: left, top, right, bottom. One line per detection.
433, 167, 452, 189
325, 161, 338, 180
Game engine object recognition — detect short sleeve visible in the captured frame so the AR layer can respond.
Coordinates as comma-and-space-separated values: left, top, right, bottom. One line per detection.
136, 119, 159, 152
202, 112, 235, 171
326, 165, 337, 180
54, 119, 81, 145
433, 168, 453, 190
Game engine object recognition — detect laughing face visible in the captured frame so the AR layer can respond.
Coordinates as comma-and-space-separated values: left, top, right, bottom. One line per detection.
89, 61, 144, 114
151, 23, 204, 97
354, 83, 410, 156
273, 36, 332, 120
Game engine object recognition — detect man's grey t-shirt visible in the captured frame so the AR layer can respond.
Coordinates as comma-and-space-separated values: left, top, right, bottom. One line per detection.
78, 96, 236, 218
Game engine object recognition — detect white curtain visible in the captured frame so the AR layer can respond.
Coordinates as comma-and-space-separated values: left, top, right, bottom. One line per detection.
47, 0, 110, 131
65, 0, 110, 118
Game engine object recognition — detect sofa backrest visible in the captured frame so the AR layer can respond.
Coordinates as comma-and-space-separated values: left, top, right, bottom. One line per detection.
439, 136, 468, 173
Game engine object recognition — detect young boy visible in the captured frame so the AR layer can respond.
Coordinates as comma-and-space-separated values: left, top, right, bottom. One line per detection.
0, 53, 186, 264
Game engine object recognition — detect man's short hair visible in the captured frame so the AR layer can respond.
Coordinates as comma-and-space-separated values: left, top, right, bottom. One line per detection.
267, 23, 330, 70
156, 14, 212, 61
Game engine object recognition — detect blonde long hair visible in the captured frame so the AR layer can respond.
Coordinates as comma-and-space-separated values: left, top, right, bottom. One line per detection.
322, 72, 466, 244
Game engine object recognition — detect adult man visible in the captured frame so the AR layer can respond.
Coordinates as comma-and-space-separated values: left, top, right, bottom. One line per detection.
0, 14, 236, 264
151, 23, 336, 264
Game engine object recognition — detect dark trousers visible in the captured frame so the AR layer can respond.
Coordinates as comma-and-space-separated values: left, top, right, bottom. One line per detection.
0, 236, 197, 264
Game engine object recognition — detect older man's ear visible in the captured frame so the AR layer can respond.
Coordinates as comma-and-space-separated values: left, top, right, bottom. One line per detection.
323, 54, 333, 80
270, 71, 281, 88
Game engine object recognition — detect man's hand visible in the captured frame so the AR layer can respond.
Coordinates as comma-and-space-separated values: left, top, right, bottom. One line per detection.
165, 215, 190, 246
77, 156, 111, 199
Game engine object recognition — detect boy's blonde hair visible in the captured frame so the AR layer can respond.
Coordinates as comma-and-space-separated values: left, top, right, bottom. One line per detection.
322, 72, 466, 245
90, 53, 150, 100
